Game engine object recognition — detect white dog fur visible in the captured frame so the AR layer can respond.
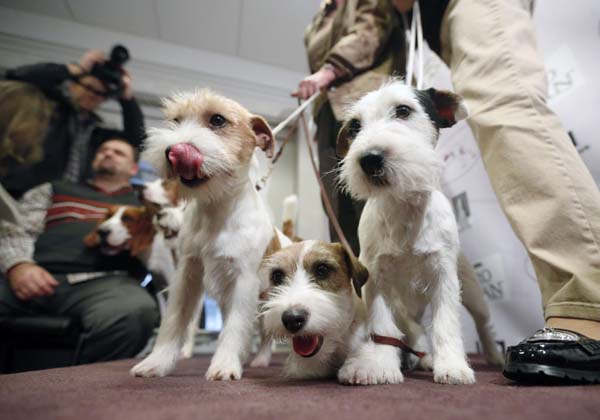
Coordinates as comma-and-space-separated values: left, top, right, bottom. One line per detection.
141, 180, 199, 358
336, 81, 481, 385
131, 89, 290, 380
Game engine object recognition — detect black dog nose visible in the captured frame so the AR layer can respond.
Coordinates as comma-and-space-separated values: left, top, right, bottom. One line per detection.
281, 308, 308, 333
359, 151, 385, 176
98, 229, 110, 240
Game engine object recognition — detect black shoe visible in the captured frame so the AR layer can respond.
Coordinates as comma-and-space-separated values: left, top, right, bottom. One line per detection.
503, 328, 600, 384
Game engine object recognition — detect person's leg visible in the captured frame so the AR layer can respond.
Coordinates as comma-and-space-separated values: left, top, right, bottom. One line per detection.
440, 0, 600, 336
0, 276, 37, 316
54, 275, 159, 363
316, 102, 363, 255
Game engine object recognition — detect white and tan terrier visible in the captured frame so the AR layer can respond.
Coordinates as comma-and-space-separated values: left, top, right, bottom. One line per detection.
131, 89, 290, 380
259, 240, 368, 379
336, 80, 492, 385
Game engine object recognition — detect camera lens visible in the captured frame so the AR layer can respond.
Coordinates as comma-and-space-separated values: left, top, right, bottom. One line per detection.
109, 45, 130, 67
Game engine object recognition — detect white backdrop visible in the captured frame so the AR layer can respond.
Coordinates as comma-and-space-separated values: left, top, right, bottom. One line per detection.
427, 1, 600, 353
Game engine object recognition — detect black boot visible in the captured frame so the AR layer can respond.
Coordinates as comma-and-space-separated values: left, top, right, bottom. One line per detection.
503, 328, 600, 384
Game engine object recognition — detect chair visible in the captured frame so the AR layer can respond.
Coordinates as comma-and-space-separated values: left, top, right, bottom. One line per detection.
0, 315, 89, 373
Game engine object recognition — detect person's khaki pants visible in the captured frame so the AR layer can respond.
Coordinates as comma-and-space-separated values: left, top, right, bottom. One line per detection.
440, 0, 600, 321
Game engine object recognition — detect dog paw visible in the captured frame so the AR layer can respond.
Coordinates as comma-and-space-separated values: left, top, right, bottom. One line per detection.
338, 357, 404, 385
482, 346, 505, 367
418, 354, 433, 371
180, 338, 195, 359
130, 353, 177, 378
206, 356, 243, 381
433, 360, 475, 385
484, 351, 505, 367
249, 353, 271, 368
180, 347, 194, 359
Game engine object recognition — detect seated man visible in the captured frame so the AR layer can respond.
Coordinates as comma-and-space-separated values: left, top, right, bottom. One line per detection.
0, 136, 159, 363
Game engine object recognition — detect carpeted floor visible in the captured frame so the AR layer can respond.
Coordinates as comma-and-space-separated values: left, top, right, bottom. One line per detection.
1, 354, 598, 420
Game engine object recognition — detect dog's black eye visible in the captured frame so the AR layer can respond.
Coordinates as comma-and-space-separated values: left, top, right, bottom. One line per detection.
172, 117, 180, 124
314, 263, 333, 280
121, 215, 133, 223
270, 269, 286, 286
395, 105, 412, 119
209, 114, 227, 128
347, 118, 361, 138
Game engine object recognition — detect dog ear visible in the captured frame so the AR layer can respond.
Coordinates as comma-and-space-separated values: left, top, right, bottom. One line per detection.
421, 88, 469, 128
83, 228, 101, 248
251, 115, 274, 158
83, 211, 109, 248
336, 121, 351, 158
337, 243, 369, 297
129, 209, 156, 256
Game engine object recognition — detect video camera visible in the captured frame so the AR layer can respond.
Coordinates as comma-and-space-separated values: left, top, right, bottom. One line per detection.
89, 45, 130, 98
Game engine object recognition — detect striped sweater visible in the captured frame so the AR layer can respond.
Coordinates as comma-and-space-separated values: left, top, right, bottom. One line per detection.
0, 180, 143, 275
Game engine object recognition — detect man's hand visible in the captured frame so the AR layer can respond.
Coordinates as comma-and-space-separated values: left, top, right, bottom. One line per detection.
292, 66, 337, 100
79, 49, 106, 73
67, 49, 106, 77
7, 262, 59, 301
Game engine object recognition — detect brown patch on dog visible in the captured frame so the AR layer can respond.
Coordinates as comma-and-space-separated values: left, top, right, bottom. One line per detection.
84, 205, 156, 256
303, 241, 354, 294
83, 206, 117, 247
83, 224, 102, 248
261, 242, 304, 288
251, 116, 274, 158
326, 242, 369, 297
282, 220, 294, 240
122, 206, 156, 256
163, 179, 179, 204
336, 120, 352, 158
282, 220, 303, 242
162, 90, 274, 171
262, 241, 368, 296
260, 230, 285, 300
263, 228, 282, 260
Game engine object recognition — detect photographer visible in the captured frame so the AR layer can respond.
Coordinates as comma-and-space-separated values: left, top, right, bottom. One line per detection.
0, 47, 145, 198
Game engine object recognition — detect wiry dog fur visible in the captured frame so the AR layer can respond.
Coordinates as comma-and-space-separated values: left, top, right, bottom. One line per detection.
259, 240, 368, 379
336, 81, 486, 385
130, 89, 290, 380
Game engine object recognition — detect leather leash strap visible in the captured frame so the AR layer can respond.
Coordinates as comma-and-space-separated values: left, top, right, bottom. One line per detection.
298, 109, 355, 259
371, 333, 426, 359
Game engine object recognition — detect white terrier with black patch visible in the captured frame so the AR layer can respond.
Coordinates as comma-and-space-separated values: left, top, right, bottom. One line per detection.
130, 90, 289, 380
336, 81, 479, 385
259, 240, 368, 379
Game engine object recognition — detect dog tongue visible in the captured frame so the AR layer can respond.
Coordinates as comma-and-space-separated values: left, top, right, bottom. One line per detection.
292, 336, 319, 357
167, 143, 204, 180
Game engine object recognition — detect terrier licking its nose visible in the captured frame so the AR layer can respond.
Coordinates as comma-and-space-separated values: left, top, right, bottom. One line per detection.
131, 90, 290, 381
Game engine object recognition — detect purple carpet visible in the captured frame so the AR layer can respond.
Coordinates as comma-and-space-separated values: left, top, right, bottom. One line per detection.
1, 355, 598, 420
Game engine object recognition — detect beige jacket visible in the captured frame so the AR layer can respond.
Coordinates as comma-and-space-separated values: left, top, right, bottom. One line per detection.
305, 0, 405, 120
